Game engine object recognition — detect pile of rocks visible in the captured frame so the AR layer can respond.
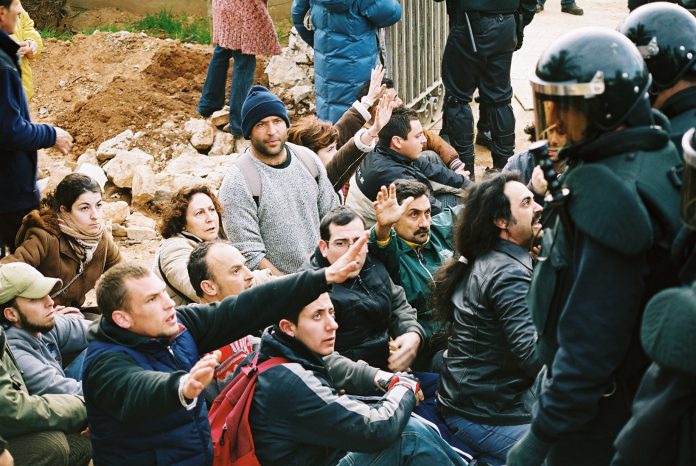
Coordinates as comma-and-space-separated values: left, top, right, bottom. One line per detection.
39, 117, 241, 243
264, 28, 316, 117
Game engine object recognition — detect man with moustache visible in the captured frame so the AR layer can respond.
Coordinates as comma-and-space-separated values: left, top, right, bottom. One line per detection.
369, 180, 462, 371
218, 85, 340, 276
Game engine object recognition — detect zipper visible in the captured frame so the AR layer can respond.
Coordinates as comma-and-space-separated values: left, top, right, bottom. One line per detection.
415, 250, 434, 283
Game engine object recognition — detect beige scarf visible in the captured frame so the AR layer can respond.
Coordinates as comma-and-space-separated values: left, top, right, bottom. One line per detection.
57, 213, 103, 265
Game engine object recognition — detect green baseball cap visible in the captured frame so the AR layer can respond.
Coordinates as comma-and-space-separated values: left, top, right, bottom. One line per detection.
0, 263, 62, 305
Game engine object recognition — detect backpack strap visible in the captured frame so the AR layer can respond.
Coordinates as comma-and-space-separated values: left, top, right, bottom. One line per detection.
235, 151, 263, 206
235, 144, 321, 207
286, 142, 320, 181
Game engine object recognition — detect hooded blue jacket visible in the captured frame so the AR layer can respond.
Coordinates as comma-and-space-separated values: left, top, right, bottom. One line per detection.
292, 0, 401, 123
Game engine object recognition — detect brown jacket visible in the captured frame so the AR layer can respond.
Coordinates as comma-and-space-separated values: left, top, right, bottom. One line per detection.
0, 210, 121, 308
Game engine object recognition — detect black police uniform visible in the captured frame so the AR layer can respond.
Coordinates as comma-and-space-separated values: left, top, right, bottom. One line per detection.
507, 29, 683, 466
441, 0, 536, 172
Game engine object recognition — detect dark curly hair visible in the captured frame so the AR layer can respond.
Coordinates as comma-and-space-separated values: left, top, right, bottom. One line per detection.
431, 171, 523, 323
157, 185, 224, 239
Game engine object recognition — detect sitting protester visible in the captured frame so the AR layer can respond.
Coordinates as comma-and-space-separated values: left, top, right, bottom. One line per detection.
434, 172, 543, 466
346, 106, 470, 226
247, 292, 467, 466
1, 173, 121, 311
303, 206, 424, 371
2, 263, 88, 396
154, 185, 226, 305
82, 236, 368, 466
187, 240, 267, 399
370, 180, 461, 371
0, 268, 90, 466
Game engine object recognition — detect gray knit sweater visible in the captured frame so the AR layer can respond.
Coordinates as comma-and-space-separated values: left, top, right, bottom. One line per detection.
219, 145, 340, 274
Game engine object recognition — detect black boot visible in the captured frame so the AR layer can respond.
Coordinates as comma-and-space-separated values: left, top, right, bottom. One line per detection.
561, 2, 584, 15
492, 153, 509, 170
460, 155, 476, 181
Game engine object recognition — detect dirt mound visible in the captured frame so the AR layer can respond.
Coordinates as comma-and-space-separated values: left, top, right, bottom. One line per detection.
31, 32, 213, 155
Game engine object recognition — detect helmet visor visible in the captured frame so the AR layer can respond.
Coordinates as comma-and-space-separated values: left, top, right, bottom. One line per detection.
533, 93, 592, 156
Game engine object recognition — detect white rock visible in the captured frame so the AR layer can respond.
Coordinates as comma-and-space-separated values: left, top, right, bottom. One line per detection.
131, 165, 157, 205
162, 153, 236, 189
76, 148, 99, 166
210, 110, 229, 128
184, 118, 215, 150
126, 225, 158, 242
265, 55, 309, 89
289, 84, 314, 105
102, 201, 130, 225
111, 223, 127, 237
126, 212, 157, 229
103, 148, 154, 188
75, 163, 108, 190
209, 132, 235, 156
96, 129, 134, 162
41, 165, 72, 197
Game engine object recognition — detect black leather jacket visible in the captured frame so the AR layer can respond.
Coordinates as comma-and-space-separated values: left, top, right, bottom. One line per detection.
438, 239, 541, 425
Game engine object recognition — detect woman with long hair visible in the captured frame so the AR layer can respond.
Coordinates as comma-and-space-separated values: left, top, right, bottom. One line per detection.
1, 173, 121, 311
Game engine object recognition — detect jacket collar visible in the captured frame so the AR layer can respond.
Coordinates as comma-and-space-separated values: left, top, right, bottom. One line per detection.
493, 239, 533, 271
0, 30, 19, 65
374, 143, 415, 165
660, 87, 696, 120
560, 120, 670, 164
259, 326, 328, 374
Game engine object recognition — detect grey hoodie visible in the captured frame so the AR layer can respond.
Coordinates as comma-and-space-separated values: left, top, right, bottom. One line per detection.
5, 314, 89, 396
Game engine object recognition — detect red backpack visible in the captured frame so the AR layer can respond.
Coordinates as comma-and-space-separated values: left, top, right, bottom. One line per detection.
209, 353, 289, 466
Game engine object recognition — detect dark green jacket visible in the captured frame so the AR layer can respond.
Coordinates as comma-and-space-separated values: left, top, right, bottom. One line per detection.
369, 207, 460, 361
661, 86, 696, 154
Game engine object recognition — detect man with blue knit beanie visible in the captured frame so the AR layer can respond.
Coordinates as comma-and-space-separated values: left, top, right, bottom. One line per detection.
219, 85, 340, 275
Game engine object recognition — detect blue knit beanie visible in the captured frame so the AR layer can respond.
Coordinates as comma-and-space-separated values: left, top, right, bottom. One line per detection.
241, 85, 290, 139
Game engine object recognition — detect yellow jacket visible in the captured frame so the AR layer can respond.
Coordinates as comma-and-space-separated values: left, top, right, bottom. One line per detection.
10, 1, 42, 101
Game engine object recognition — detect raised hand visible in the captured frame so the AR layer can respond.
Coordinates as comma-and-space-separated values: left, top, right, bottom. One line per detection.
364, 64, 386, 108
181, 351, 220, 400
373, 183, 414, 228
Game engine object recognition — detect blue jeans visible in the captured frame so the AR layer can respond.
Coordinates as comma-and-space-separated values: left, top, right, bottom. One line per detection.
197, 45, 256, 136
64, 348, 87, 381
444, 415, 529, 466
337, 417, 467, 466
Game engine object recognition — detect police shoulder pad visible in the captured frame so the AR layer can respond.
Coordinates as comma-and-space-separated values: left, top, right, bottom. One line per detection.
564, 163, 653, 256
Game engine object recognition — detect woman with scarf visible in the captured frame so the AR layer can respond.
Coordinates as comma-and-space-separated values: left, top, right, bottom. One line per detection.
1, 173, 121, 312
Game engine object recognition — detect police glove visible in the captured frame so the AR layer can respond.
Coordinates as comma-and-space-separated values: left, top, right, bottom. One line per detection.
506, 429, 551, 466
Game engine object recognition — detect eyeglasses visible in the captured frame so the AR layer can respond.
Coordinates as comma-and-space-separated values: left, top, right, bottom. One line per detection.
328, 237, 363, 250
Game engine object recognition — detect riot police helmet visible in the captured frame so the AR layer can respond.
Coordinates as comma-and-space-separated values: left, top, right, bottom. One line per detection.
531, 28, 651, 154
619, 2, 696, 91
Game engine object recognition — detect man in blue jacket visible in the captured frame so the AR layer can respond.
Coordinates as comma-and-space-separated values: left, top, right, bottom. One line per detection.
82, 237, 368, 466
0, 0, 73, 255
292, 0, 401, 123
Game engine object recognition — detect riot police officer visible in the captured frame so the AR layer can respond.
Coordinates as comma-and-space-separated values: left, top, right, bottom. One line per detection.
610, 129, 696, 466
506, 28, 683, 466
620, 1, 696, 152
441, 0, 537, 177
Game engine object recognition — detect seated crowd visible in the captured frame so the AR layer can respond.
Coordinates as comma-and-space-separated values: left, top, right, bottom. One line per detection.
1, 25, 694, 464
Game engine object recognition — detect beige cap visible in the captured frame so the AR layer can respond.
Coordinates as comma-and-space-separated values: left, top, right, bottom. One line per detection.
0, 263, 62, 304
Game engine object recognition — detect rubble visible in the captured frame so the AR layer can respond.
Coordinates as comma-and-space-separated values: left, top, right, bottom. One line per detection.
96, 129, 134, 163
103, 148, 154, 188
184, 118, 215, 151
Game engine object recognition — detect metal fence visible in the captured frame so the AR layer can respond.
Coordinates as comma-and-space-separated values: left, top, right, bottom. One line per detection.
383, 0, 449, 128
